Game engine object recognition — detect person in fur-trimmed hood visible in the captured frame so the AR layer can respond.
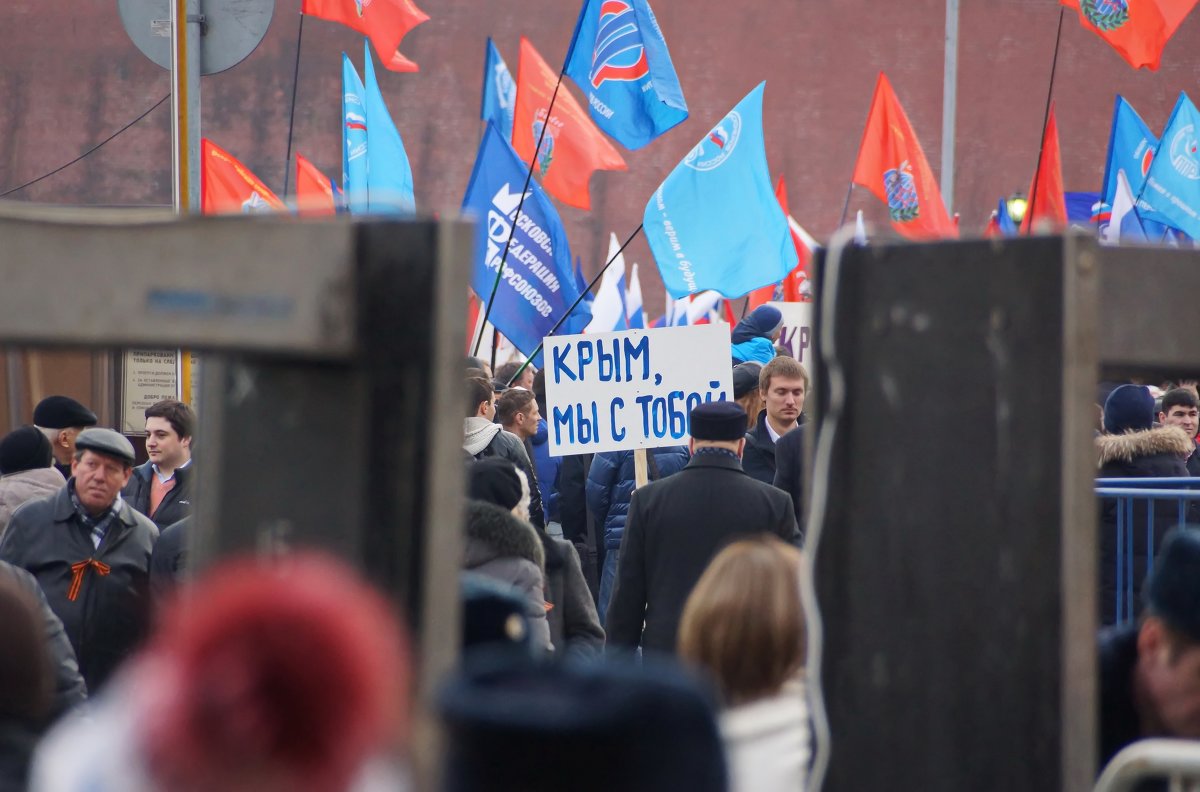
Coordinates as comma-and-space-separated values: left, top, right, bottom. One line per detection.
1097, 384, 1197, 625
463, 499, 552, 652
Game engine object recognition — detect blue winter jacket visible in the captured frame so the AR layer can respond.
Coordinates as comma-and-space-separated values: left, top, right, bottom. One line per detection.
585, 445, 690, 551
530, 419, 560, 523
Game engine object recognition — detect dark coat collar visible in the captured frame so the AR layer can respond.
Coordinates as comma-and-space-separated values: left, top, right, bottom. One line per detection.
686, 450, 746, 473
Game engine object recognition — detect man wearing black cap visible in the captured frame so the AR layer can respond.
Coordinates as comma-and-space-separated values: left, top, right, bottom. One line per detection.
606, 401, 800, 655
0, 428, 158, 692
33, 395, 98, 480
1101, 528, 1200, 773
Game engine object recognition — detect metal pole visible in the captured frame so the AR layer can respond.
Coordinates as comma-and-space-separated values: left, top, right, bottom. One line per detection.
941, 0, 959, 216
171, 0, 202, 213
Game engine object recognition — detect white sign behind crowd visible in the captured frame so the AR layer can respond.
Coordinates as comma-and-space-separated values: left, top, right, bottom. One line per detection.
545, 324, 734, 457
770, 301, 814, 365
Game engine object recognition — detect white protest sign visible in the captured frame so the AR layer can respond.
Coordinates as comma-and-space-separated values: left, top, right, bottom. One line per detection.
769, 301, 815, 366
545, 324, 734, 456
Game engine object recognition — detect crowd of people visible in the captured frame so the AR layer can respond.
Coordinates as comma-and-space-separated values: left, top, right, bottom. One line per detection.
5, 330, 1200, 788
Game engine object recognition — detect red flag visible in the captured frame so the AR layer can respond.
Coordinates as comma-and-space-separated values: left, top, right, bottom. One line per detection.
1061, 0, 1198, 70
201, 139, 285, 215
775, 177, 814, 302
512, 37, 627, 210
302, 0, 428, 72
851, 73, 957, 240
983, 212, 1003, 238
295, 154, 339, 215
1020, 105, 1068, 234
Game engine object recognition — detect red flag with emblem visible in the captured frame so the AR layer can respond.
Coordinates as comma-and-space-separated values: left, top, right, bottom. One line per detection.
302, 0, 428, 72
295, 154, 341, 215
1021, 104, 1068, 234
851, 72, 956, 240
1061, 0, 1199, 70
512, 37, 627, 210
201, 139, 285, 215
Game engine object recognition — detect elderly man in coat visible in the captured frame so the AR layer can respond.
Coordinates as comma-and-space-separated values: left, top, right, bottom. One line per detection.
606, 401, 801, 656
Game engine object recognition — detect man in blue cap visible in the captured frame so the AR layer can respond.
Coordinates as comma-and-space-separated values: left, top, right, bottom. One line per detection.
606, 401, 800, 655
0, 427, 158, 693
1100, 528, 1200, 771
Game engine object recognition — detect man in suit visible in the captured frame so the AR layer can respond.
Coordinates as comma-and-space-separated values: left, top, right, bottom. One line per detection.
606, 402, 800, 656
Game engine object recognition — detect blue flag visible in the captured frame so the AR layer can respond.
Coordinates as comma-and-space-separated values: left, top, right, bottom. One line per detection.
1139, 92, 1200, 239
481, 38, 517, 142
1098, 97, 1156, 230
462, 123, 590, 366
643, 82, 796, 299
342, 54, 369, 214
363, 42, 416, 215
564, 0, 687, 150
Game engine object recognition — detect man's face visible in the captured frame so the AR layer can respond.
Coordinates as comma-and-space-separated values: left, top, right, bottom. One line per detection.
516, 368, 535, 390
1140, 620, 1200, 738
71, 451, 132, 514
145, 416, 190, 469
762, 376, 807, 428
481, 396, 496, 421
1161, 404, 1200, 439
515, 401, 541, 439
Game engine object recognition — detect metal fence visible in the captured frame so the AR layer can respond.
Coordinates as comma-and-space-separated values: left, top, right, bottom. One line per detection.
1095, 478, 1200, 625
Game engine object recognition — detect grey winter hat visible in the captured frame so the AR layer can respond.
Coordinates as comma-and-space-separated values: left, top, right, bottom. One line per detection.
74, 428, 136, 467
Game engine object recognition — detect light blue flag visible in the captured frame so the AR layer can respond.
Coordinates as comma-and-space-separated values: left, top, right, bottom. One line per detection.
481, 38, 517, 142
564, 0, 687, 150
1098, 96, 1158, 236
462, 123, 590, 366
643, 82, 796, 299
342, 54, 369, 214
363, 41, 416, 215
1139, 92, 1200, 238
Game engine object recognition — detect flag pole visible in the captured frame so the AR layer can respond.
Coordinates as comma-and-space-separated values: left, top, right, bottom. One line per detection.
837, 184, 855, 229
1025, 7, 1065, 233
504, 223, 644, 387
472, 69, 567, 356
282, 13, 306, 197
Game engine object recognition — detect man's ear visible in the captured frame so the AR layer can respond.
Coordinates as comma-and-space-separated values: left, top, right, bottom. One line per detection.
1140, 617, 1171, 666
1160, 412, 1169, 424
57, 429, 71, 449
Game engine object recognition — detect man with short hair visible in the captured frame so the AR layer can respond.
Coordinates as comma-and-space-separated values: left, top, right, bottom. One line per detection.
742, 356, 809, 484
33, 396, 98, 480
496, 360, 535, 391
1159, 387, 1200, 476
495, 388, 547, 531
606, 402, 800, 655
464, 378, 545, 528
1101, 528, 1200, 771
123, 399, 195, 528
0, 428, 158, 692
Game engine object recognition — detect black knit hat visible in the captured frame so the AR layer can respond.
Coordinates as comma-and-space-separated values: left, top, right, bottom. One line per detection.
438, 655, 727, 792
32, 396, 97, 430
690, 401, 748, 441
468, 458, 523, 512
1103, 384, 1154, 434
1146, 528, 1200, 643
0, 426, 52, 475
732, 362, 763, 399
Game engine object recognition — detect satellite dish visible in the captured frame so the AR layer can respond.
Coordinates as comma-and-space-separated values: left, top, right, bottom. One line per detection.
118, 0, 274, 75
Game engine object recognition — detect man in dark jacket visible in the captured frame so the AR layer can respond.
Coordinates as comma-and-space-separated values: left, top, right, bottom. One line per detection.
32, 396, 97, 481
1158, 387, 1200, 477
0, 428, 158, 692
773, 423, 806, 538
123, 399, 195, 528
1097, 385, 1195, 624
607, 402, 800, 655
742, 356, 808, 485
1100, 529, 1200, 777
586, 444, 689, 624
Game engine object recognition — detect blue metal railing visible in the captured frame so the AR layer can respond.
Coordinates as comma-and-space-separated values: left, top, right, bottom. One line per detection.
1095, 478, 1200, 624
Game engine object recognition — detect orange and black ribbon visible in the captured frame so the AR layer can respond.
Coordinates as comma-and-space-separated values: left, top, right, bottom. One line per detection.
67, 559, 111, 602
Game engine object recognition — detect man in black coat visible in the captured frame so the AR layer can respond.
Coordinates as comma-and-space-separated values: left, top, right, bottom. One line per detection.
123, 399, 195, 528
773, 423, 806, 539
742, 356, 808, 485
606, 402, 801, 656
0, 428, 158, 692
1100, 528, 1200, 776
